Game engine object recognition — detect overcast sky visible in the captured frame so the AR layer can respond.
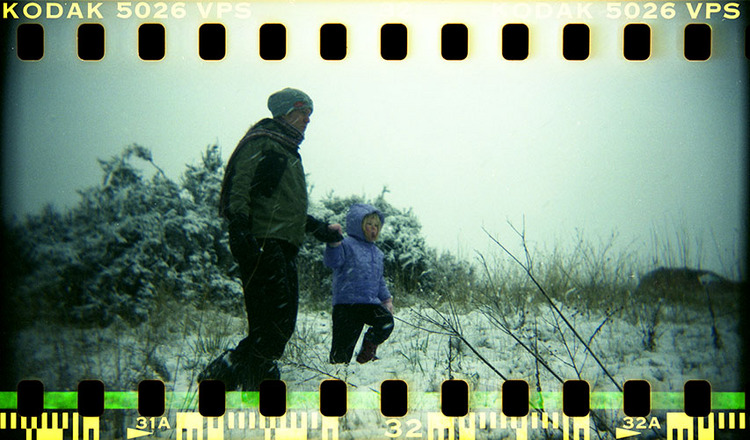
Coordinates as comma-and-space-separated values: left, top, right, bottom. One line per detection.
2, 1, 747, 278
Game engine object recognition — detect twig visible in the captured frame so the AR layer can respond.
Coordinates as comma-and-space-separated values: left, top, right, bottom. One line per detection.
550, 311, 581, 378
409, 305, 509, 381
703, 285, 723, 350
587, 307, 617, 348
481, 305, 617, 438
284, 361, 360, 389
580, 307, 619, 375
482, 227, 623, 393
481, 306, 564, 384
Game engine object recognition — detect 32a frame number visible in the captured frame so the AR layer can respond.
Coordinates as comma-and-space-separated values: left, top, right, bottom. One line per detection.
622, 416, 662, 430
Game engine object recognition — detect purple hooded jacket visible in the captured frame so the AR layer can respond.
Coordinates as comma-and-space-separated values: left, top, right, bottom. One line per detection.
324, 204, 392, 306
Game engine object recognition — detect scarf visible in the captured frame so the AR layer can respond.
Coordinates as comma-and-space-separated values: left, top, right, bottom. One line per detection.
219, 117, 304, 219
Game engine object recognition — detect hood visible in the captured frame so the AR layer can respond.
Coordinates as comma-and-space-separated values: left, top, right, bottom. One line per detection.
346, 203, 385, 241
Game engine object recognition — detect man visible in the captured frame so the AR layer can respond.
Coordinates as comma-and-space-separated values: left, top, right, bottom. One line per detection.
201, 88, 342, 391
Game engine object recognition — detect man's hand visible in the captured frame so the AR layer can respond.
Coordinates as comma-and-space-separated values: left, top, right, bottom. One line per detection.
308, 216, 344, 243
228, 217, 261, 263
329, 223, 343, 235
327, 223, 343, 247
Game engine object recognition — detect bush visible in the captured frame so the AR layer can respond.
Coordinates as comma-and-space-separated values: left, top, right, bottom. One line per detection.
8, 145, 241, 327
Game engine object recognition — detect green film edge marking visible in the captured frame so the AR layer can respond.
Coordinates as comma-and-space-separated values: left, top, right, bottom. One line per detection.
2, 391, 745, 411
0, 392, 16, 409
713, 392, 745, 410
104, 391, 138, 410
43, 392, 77, 409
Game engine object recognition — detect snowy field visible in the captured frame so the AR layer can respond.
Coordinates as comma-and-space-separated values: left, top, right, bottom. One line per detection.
13, 294, 743, 439
5, 141, 745, 438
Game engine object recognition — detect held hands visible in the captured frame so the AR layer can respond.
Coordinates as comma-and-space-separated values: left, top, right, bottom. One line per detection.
327, 223, 343, 247
310, 218, 343, 244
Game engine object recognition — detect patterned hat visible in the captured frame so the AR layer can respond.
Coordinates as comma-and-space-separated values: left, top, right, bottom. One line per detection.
267, 88, 314, 118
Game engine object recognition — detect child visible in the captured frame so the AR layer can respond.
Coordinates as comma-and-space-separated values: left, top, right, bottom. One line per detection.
324, 203, 394, 364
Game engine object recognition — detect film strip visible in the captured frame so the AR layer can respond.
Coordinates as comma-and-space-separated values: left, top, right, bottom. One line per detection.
1, 1, 748, 439
6, 3, 750, 61
3, 378, 749, 438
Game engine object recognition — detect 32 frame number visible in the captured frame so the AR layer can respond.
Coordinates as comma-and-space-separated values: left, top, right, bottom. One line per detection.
385, 419, 423, 438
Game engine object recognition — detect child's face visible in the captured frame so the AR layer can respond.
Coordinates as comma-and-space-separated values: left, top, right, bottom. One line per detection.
362, 217, 381, 242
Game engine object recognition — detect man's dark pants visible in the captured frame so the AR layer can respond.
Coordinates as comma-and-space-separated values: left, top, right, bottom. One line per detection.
232, 239, 299, 390
329, 304, 394, 364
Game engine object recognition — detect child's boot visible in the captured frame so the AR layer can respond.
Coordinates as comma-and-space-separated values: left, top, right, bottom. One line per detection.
356, 340, 379, 363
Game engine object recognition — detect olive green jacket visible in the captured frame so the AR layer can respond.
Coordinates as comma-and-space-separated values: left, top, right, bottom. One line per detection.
219, 118, 308, 248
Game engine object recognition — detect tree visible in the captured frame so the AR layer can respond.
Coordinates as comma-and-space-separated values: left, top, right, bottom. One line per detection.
8, 145, 240, 327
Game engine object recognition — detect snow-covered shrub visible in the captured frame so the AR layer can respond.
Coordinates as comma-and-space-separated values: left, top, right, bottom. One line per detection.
8, 145, 240, 327
374, 194, 431, 293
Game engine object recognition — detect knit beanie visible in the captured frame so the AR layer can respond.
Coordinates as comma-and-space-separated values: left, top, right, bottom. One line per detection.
267, 88, 314, 118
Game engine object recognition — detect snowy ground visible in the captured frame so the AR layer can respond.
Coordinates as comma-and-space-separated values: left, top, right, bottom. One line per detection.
12, 296, 743, 439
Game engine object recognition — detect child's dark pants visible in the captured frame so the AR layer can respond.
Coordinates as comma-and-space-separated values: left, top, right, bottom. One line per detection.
330, 304, 394, 364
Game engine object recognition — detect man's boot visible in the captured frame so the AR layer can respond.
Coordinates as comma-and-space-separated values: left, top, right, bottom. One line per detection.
198, 349, 239, 390
356, 340, 379, 364
239, 360, 280, 391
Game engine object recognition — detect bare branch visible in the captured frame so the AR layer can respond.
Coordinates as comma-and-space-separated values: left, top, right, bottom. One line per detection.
482, 227, 623, 393
409, 304, 509, 381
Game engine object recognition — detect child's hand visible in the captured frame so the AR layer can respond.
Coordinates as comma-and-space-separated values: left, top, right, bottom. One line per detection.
327, 223, 343, 247
382, 298, 394, 314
